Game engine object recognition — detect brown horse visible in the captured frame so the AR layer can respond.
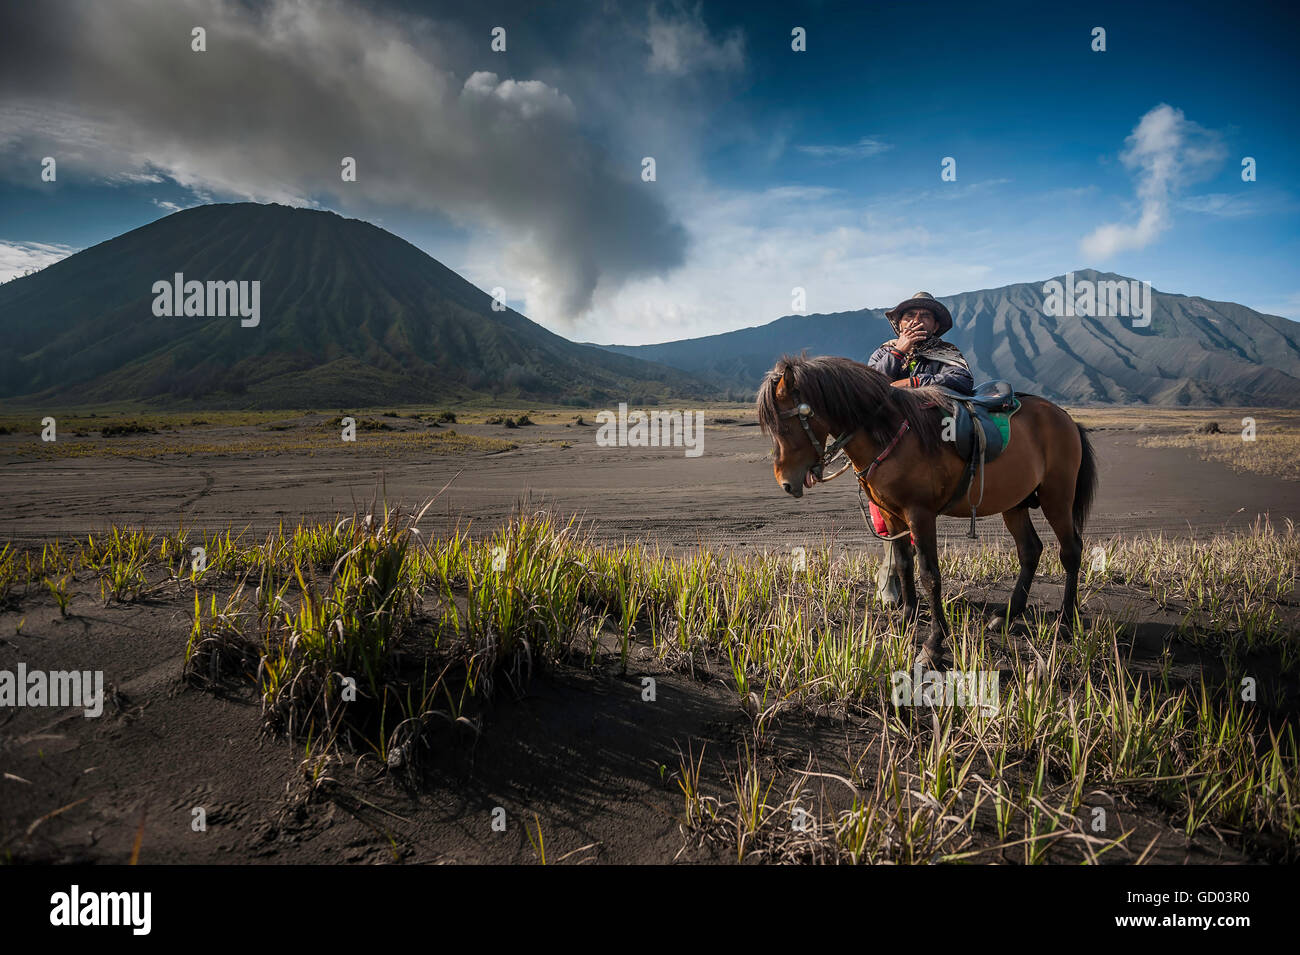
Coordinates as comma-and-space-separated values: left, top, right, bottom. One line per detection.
757, 354, 1098, 666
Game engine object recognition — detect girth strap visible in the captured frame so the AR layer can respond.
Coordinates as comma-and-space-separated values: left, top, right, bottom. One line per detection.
855, 420, 913, 542
939, 399, 989, 538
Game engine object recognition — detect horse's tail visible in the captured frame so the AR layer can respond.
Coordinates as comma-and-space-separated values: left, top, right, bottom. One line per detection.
1072, 424, 1098, 535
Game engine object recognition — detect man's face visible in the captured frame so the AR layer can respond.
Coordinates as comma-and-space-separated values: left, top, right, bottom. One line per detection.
901, 308, 937, 336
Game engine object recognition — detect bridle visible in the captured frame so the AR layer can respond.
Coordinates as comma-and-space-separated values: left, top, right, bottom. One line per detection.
776, 389, 914, 541
777, 399, 857, 482
777, 393, 910, 485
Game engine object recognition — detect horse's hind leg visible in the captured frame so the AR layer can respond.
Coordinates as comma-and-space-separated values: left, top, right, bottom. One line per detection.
1039, 491, 1082, 637
906, 509, 948, 667
990, 506, 1042, 631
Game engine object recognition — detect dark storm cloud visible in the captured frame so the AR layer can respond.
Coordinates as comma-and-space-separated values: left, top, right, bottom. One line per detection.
0, 0, 688, 317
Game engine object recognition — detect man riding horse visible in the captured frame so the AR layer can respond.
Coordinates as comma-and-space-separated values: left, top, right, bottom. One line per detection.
868, 292, 972, 394
758, 335, 1096, 666
867, 292, 972, 605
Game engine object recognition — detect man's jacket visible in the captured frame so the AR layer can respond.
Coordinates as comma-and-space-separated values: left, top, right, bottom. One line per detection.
867, 340, 974, 393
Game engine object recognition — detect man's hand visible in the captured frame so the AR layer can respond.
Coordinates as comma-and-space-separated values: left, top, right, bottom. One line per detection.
896, 326, 928, 353
890, 378, 913, 388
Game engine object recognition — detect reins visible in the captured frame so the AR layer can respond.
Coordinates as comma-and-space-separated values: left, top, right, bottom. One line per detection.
854, 421, 912, 541
778, 397, 913, 540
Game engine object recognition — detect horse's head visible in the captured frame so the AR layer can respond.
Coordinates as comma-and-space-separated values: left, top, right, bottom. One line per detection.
756, 358, 837, 498
757, 354, 947, 499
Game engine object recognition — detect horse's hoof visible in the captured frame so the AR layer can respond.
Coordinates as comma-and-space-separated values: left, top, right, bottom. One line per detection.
987, 615, 1007, 633
915, 645, 947, 670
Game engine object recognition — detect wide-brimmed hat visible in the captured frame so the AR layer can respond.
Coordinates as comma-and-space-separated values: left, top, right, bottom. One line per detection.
885, 291, 953, 336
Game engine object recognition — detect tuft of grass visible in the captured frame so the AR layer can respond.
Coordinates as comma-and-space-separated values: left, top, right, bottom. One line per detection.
44, 575, 73, 616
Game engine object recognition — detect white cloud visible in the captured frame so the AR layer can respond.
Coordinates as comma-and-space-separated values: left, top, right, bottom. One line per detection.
763, 185, 838, 201
0, 240, 77, 282
105, 170, 165, 184
462, 72, 577, 122
1177, 193, 1259, 217
0, 0, 685, 320
461, 183, 995, 345
796, 137, 893, 160
1081, 103, 1226, 259
646, 5, 744, 76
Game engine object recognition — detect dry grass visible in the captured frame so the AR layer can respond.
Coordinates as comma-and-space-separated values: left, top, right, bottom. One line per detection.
1052, 406, 1300, 480
1139, 428, 1300, 481
5, 509, 1298, 862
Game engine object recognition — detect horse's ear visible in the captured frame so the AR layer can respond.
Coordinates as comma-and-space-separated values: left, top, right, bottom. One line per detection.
776, 366, 792, 398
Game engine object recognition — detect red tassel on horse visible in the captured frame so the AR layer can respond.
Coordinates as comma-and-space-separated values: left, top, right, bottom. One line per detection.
868, 500, 914, 544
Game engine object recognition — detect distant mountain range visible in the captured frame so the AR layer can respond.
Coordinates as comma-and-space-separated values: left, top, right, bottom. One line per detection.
0, 203, 712, 408
1, 203, 1296, 408
600, 271, 1300, 407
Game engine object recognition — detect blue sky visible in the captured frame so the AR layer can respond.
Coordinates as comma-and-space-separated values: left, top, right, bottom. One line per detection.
1, 0, 1296, 343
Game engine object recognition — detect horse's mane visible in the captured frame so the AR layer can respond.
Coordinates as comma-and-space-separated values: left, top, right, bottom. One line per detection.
756, 354, 951, 453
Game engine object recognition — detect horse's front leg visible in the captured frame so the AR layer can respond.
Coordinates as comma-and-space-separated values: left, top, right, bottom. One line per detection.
890, 536, 919, 623
907, 509, 948, 668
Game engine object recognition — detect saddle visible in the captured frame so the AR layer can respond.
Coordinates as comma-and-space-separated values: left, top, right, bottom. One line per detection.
947, 379, 1017, 412
933, 380, 1021, 538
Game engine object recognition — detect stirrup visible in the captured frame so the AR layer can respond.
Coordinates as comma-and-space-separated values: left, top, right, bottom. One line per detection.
966, 409, 988, 540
